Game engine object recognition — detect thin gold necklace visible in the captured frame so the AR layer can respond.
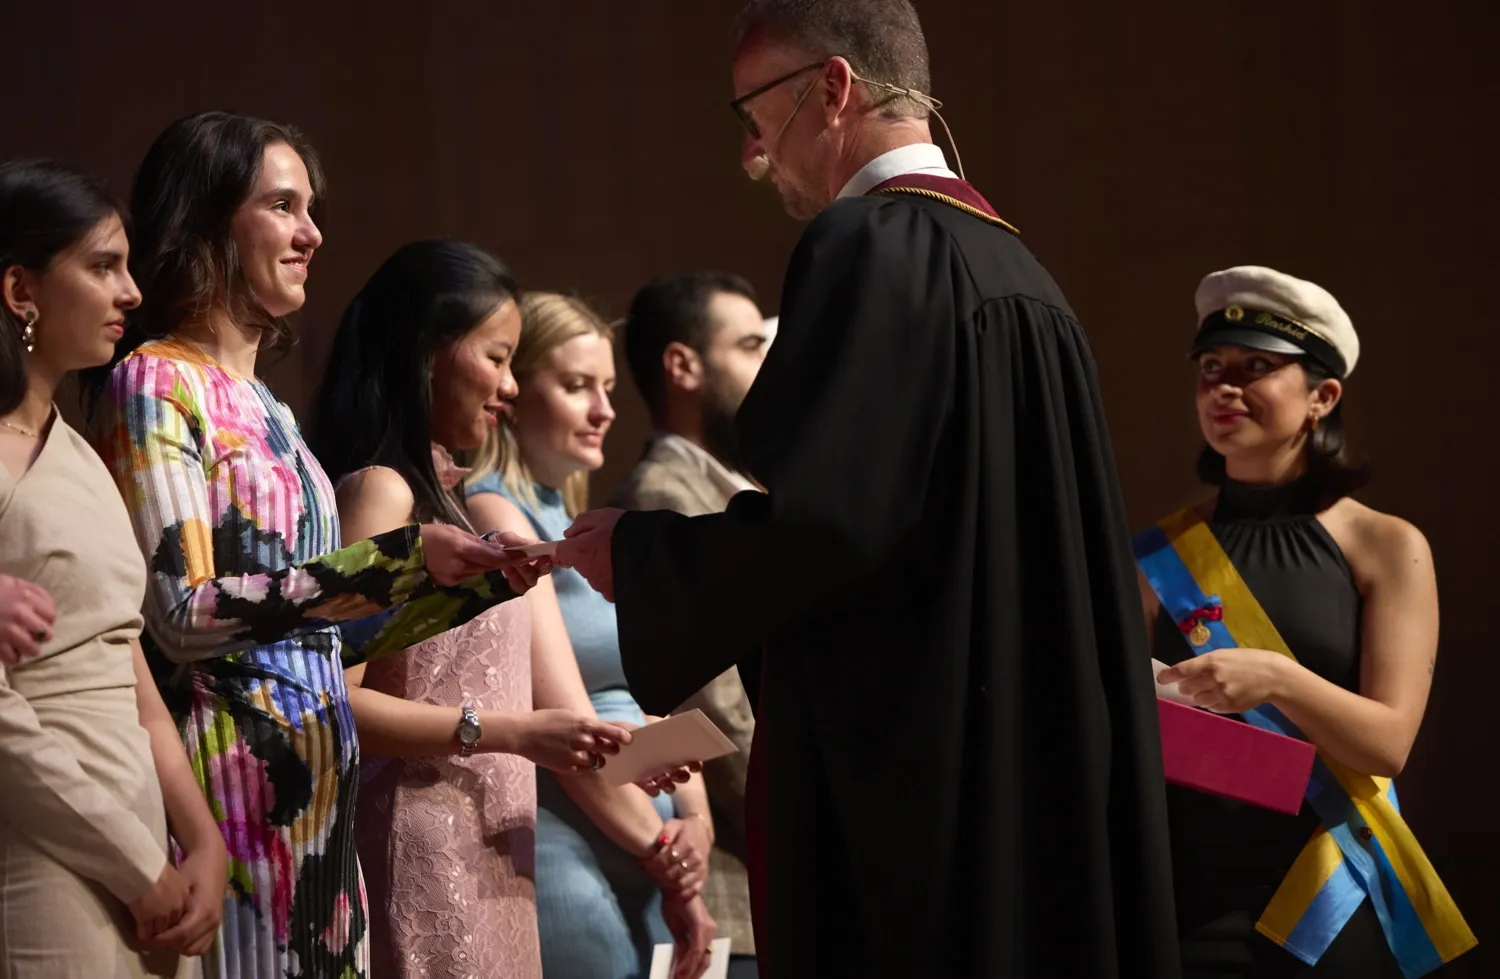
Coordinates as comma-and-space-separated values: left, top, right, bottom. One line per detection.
0, 418, 39, 438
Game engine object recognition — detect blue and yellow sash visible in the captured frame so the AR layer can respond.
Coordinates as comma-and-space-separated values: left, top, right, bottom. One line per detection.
1134, 509, 1475, 977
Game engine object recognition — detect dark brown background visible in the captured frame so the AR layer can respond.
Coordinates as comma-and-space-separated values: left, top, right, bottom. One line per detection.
6, 1, 1496, 971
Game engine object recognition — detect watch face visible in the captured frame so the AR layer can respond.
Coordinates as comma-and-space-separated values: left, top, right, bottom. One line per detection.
458, 719, 481, 745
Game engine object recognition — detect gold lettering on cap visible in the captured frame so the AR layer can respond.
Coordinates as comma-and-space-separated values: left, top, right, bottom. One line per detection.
1254, 311, 1308, 340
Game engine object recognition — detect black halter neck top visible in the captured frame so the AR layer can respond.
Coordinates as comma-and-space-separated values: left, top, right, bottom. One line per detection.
1151, 478, 1387, 975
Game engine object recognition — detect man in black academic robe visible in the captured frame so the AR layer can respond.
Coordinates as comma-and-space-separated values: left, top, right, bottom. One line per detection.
557, 3, 1180, 977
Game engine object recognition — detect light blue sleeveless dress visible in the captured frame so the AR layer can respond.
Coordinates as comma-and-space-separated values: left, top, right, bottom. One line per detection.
467, 475, 675, 979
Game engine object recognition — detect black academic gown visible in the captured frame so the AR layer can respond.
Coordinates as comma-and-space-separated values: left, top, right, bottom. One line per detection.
612, 179, 1180, 979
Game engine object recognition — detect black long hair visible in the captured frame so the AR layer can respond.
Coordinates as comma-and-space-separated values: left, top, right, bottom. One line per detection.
79, 110, 325, 416
1196, 358, 1371, 505
0, 159, 123, 414
308, 239, 520, 528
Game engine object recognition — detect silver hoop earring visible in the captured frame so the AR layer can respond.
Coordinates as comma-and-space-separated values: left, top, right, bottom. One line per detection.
21, 311, 37, 353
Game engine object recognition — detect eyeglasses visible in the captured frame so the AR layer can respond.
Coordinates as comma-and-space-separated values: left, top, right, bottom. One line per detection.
729, 62, 826, 139
729, 62, 968, 181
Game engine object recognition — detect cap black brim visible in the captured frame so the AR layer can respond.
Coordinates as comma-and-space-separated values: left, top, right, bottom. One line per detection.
1190, 327, 1305, 357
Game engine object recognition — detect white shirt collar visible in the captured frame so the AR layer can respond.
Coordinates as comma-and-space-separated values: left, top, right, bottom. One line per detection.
651, 433, 760, 498
836, 143, 956, 200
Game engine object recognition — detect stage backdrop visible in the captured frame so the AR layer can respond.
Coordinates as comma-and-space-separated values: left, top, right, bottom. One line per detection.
7, 2, 1495, 971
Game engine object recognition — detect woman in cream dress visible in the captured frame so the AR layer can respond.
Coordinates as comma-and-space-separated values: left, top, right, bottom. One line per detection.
0, 159, 227, 978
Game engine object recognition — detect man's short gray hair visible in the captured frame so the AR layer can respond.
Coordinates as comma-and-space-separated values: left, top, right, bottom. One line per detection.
734, 0, 932, 120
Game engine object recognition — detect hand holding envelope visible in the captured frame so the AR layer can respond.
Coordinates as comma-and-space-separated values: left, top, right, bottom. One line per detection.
471, 529, 553, 592
1152, 658, 1198, 706
1154, 647, 1291, 714
1151, 656, 1317, 815
619, 715, 737, 913
595, 710, 737, 787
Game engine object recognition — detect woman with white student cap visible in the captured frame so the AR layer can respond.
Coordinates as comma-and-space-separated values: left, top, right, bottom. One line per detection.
1135, 266, 1475, 977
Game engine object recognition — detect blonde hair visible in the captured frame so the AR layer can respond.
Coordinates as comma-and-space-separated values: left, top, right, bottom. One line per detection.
467, 292, 615, 518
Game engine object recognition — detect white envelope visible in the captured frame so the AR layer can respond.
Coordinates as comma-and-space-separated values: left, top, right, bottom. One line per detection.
600, 709, 738, 787
502, 539, 560, 558
649, 937, 732, 979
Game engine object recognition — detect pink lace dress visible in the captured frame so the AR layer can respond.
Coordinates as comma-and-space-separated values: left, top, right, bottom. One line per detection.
353, 599, 541, 979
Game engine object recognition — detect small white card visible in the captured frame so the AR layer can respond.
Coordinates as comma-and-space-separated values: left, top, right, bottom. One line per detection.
648, 937, 732, 979
501, 539, 560, 558
1152, 657, 1198, 706
600, 709, 738, 787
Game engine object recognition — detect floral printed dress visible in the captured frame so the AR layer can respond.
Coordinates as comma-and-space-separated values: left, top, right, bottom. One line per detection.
95, 338, 514, 979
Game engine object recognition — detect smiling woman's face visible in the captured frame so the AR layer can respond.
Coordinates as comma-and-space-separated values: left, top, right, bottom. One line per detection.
1195, 344, 1340, 459
230, 141, 323, 318
430, 299, 522, 452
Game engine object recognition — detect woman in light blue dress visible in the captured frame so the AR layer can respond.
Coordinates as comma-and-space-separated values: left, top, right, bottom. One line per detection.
465, 292, 719, 979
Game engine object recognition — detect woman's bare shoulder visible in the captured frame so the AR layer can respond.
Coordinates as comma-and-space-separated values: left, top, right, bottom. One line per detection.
1321, 497, 1432, 584
334, 466, 415, 539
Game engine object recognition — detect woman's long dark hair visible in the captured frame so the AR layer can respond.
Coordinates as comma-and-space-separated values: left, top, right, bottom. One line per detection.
0, 159, 122, 414
1197, 357, 1372, 505
308, 239, 520, 528
79, 110, 325, 416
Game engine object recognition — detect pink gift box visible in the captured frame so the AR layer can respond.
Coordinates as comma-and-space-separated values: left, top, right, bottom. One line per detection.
1157, 698, 1317, 815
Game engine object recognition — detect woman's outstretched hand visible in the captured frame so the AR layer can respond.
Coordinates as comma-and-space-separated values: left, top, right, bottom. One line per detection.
513, 709, 632, 773
419, 524, 551, 593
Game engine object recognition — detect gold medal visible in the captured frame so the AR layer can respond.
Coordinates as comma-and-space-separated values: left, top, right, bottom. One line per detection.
1189, 622, 1211, 647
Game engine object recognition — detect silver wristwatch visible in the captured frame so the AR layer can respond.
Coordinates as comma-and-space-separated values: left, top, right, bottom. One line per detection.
456, 705, 482, 758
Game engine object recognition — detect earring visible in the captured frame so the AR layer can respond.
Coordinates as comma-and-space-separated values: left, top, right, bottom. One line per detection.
1309, 411, 1321, 432
21, 311, 36, 353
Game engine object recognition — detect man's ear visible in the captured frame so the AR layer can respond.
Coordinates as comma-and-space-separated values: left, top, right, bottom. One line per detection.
663, 342, 703, 393
824, 56, 856, 120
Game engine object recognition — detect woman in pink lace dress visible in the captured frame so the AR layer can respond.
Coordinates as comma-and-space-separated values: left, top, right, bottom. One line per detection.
355, 593, 540, 977
309, 241, 634, 978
